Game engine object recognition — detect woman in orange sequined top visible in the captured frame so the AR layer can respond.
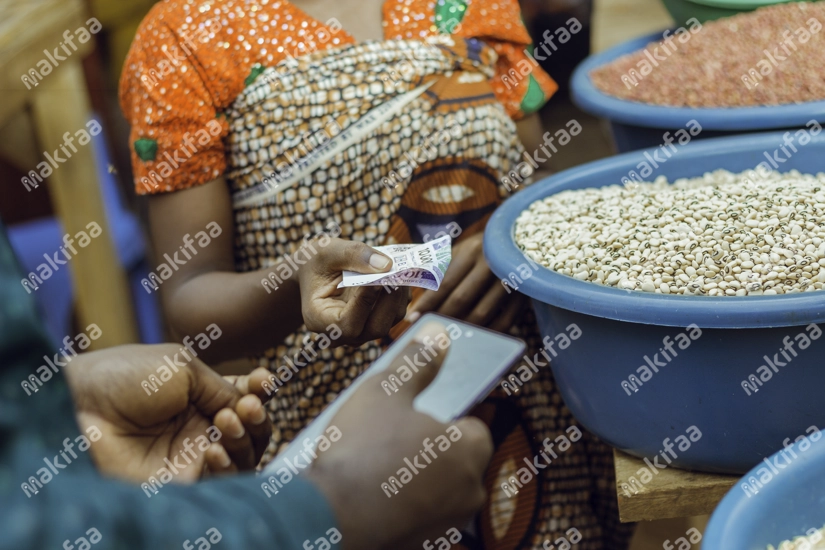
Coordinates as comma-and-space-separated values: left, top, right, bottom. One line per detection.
120, 0, 631, 548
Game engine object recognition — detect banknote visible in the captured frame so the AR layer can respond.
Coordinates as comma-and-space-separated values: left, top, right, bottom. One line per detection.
338, 235, 452, 291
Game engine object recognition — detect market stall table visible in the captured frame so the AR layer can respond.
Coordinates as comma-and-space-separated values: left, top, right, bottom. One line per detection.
614, 450, 739, 522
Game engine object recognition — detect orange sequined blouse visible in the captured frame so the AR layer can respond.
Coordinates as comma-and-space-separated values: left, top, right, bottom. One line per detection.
120, 0, 557, 194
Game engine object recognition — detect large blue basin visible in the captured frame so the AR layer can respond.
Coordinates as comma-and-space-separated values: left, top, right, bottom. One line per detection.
571, 31, 825, 152
484, 130, 825, 474
703, 434, 825, 549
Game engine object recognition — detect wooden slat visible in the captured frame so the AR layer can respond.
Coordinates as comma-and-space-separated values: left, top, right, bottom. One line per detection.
614, 449, 739, 523
29, 56, 139, 348
0, 0, 92, 122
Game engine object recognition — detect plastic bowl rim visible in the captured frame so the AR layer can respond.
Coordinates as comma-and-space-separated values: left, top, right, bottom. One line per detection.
702, 435, 825, 549
483, 130, 825, 329
685, 0, 794, 9
571, 30, 825, 131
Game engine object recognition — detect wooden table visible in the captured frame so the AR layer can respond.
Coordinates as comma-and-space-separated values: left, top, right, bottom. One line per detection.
0, 0, 138, 348
614, 449, 739, 523
592, 0, 674, 53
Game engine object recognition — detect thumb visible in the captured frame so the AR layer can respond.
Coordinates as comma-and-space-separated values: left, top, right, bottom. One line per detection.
187, 358, 244, 418
388, 321, 450, 404
323, 239, 393, 274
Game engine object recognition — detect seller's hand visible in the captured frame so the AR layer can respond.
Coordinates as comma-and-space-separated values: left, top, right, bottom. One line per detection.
65, 344, 274, 483
296, 238, 411, 346
406, 232, 525, 331
305, 322, 493, 550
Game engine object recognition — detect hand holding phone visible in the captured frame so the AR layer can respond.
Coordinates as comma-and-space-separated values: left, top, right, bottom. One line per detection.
261, 315, 526, 548
303, 321, 494, 550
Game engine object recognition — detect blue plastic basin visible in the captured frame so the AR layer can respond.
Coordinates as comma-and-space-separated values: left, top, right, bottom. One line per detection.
484, 130, 825, 474
703, 435, 825, 549
571, 31, 825, 152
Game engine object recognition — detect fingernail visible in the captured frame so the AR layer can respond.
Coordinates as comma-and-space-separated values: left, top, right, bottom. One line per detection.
370, 253, 391, 269
405, 311, 421, 324
251, 405, 267, 425
218, 446, 231, 468
229, 421, 245, 439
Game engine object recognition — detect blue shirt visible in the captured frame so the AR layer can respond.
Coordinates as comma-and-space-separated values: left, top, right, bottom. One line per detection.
0, 221, 338, 549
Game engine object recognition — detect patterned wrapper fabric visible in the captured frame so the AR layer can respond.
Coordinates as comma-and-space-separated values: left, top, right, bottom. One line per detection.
120, 1, 631, 548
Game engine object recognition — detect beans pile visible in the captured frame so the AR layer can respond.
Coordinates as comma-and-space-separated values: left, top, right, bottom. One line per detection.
769, 525, 825, 549
514, 169, 825, 296
590, 2, 825, 107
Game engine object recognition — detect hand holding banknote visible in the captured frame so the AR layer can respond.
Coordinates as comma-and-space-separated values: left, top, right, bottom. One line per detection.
338, 235, 453, 291
404, 232, 525, 332
296, 238, 411, 347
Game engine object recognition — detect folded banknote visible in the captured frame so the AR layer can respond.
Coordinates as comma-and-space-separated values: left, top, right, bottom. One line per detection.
337, 235, 452, 291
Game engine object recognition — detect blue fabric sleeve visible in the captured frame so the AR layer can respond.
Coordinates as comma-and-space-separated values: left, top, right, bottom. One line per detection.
0, 219, 339, 549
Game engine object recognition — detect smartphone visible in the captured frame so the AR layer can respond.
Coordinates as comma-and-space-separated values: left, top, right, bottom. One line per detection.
261, 313, 526, 476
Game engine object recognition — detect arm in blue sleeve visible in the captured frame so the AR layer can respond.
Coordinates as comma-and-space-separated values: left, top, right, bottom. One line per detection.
1, 464, 338, 549
0, 220, 339, 550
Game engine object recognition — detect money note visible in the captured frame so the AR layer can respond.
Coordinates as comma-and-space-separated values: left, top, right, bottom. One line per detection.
338, 235, 452, 291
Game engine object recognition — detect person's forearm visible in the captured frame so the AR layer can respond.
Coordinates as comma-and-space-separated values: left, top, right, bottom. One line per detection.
165, 261, 304, 363
7, 471, 338, 550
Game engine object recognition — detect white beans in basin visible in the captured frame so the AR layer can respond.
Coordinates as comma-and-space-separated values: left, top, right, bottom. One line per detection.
514, 169, 825, 296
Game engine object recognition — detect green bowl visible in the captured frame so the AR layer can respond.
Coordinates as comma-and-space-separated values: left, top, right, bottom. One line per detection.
661, 0, 798, 26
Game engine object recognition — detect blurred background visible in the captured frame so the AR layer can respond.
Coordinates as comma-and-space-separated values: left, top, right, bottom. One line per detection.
0, 0, 704, 546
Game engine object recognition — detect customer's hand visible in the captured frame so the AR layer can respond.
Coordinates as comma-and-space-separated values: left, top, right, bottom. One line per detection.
297, 238, 411, 346
305, 322, 493, 550
65, 344, 274, 483
406, 232, 525, 332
